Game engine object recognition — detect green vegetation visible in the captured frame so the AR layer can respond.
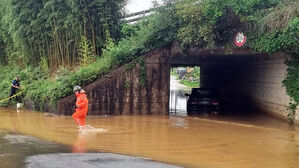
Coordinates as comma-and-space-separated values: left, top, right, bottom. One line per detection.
283, 54, 299, 122
0, 0, 127, 108
0, 1, 178, 110
179, 80, 199, 88
170, 69, 179, 78
0, 0, 126, 67
0, 0, 298, 120
171, 67, 200, 88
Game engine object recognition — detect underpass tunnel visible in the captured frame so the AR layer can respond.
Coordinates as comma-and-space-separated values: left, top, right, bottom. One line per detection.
169, 53, 290, 118
200, 55, 251, 115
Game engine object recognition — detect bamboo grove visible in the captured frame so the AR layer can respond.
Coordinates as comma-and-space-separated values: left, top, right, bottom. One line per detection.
0, 0, 126, 69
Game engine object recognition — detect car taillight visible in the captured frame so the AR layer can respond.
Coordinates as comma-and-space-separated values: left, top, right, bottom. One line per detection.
191, 102, 198, 104
210, 100, 219, 105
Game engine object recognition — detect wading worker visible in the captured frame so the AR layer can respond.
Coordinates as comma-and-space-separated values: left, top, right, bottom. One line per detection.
10, 76, 20, 102
72, 86, 88, 128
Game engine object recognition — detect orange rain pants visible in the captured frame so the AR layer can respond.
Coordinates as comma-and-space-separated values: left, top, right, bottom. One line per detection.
72, 92, 88, 126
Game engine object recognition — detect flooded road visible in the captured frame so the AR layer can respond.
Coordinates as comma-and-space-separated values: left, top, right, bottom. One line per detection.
1, 107, 299, 168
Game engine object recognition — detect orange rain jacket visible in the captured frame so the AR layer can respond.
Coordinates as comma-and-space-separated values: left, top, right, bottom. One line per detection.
72, 90, 88, 126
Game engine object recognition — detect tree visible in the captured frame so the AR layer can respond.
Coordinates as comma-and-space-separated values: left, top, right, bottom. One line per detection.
0, 0, 127, 69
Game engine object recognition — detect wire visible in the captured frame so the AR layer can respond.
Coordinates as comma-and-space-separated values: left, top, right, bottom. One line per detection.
0, 90, 24, 103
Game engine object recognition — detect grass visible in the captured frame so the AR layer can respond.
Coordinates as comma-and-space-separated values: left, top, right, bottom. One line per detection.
258, 1, 299, 33
171, 68, 200, 88
170, 70, 179, 78
179, 80, 199, 88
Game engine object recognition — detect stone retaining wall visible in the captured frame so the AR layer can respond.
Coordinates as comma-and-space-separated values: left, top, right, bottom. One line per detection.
57, 48, 171, 115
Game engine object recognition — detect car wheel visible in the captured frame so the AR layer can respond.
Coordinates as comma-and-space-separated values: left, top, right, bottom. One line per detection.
187, 105, 193, 115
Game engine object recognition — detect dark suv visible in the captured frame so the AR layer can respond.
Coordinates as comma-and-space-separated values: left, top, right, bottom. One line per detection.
185, 88, 220, 114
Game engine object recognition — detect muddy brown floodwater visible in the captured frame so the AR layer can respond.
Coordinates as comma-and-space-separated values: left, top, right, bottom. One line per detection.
0, 107, 299, 168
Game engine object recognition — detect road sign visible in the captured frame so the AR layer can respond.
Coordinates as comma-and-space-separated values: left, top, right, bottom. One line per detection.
234, 32, 246, 47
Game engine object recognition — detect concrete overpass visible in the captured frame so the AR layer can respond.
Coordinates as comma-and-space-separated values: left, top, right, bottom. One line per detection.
56, 44, 295, 120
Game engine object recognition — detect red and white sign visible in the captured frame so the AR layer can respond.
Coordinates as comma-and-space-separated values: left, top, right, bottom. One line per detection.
234, 32, 246, 47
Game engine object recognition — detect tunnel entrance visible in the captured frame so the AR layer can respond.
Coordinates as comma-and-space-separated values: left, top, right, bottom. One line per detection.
168, 54, 261, 118
169, 66, 200, 116
167, 48, 289, 121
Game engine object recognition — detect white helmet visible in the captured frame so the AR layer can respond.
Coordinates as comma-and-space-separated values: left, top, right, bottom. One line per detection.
73, 86, 81, 92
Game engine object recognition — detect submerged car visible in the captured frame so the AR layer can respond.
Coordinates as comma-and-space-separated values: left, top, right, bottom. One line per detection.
185, 88, 220, 114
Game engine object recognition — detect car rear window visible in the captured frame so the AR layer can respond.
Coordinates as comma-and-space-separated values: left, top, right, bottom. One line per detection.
191, 89, 217, 98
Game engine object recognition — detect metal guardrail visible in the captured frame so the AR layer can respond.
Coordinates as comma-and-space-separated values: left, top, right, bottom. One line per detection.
124, 9, 153, 18
123, 8, 158, 23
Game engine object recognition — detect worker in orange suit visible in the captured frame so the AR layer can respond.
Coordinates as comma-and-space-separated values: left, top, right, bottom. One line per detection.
72, 86, 88, 128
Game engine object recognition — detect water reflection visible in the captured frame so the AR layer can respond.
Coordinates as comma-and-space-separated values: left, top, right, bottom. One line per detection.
169, 89, 188, 116
169, 75, 190, 116
168, 116, 189, 129
72, 134, 86, 153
